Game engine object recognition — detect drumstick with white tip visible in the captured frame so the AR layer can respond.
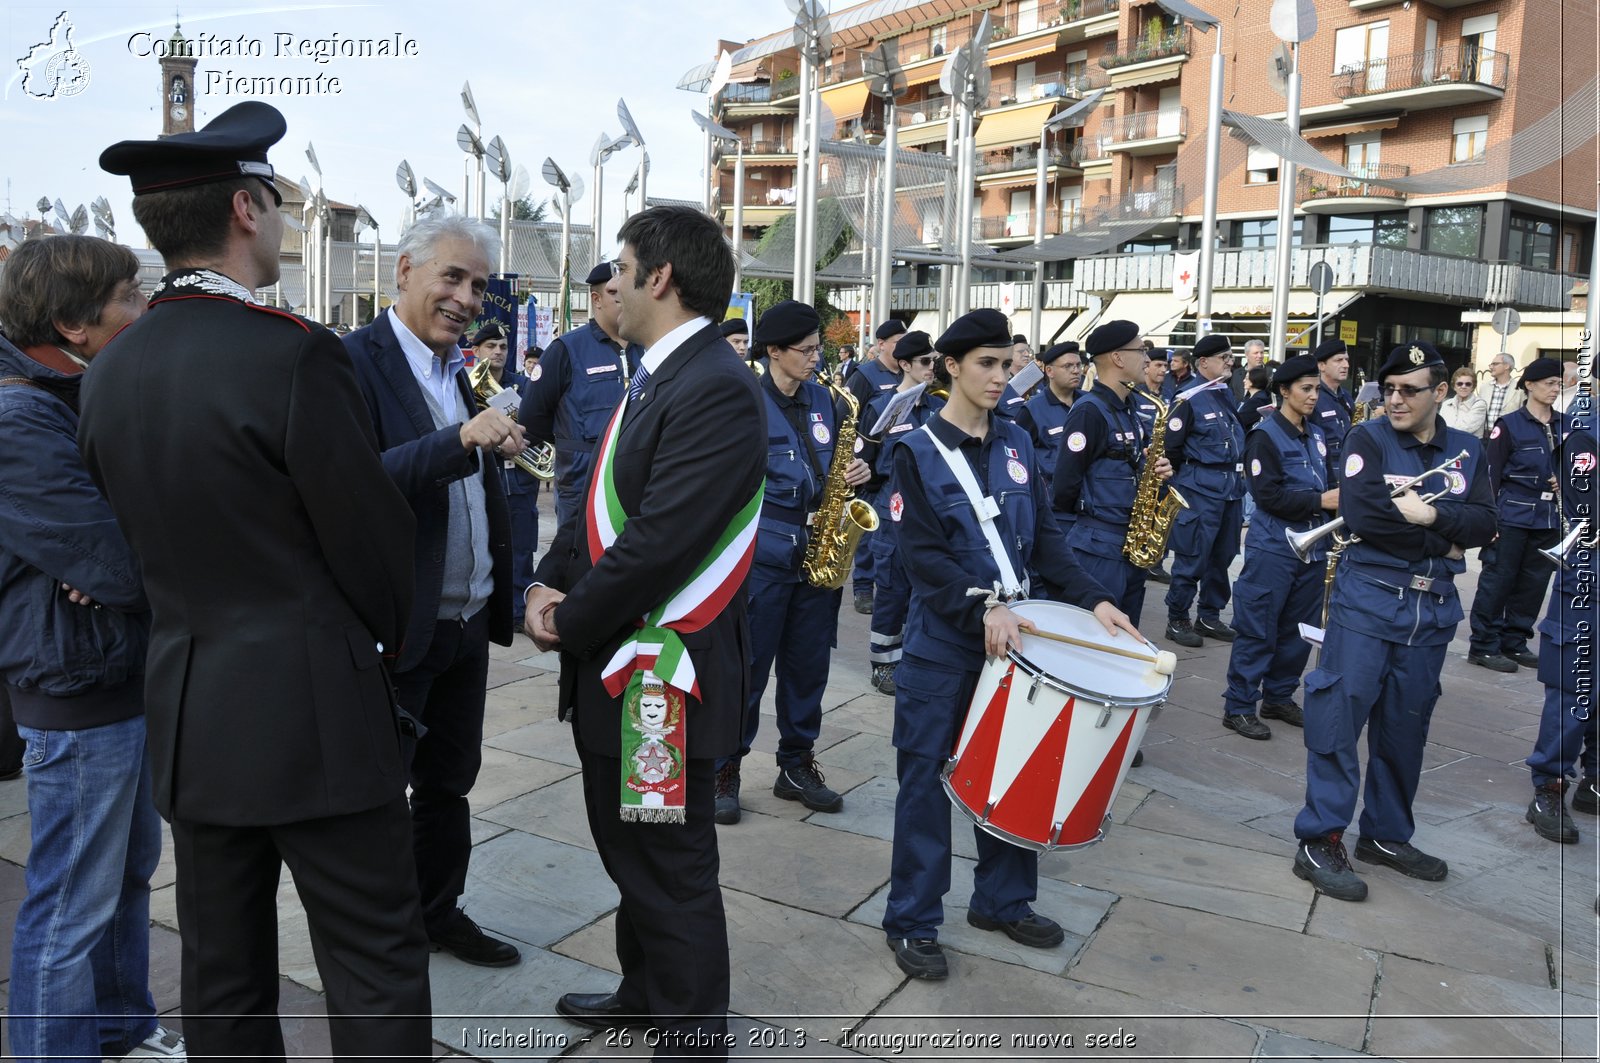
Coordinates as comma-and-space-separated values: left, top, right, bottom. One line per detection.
1021, 627, 1178, 676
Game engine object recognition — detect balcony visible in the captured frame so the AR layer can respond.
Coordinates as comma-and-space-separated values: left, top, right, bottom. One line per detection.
1331, 46, 1509, 115
1099, 24, 1190, 88
976, 207, 1079, 242
1297, 164, 1409, 214
976, 144, 1079, 179
1103, 108, 1187, 155
1071, 137, 1114, 167
986, 68, 1102, 109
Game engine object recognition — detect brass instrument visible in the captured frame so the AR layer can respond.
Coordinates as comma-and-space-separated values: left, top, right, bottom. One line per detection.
1543, 418, 1568, 541
468, 360, 555, 481
1285, 448, 1471, 562
1541, 520, 1592, 570
1123, 391, 1190, 569
801, 372, 880, 589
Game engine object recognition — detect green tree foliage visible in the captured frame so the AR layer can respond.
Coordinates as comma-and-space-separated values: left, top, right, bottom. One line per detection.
745, 197, 855, 371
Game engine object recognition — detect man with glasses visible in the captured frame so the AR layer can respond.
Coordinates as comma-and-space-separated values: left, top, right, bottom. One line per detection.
1312, 338, 1355, 484
1468, 357, 1569, 673
1015, 341, 1083, 498
1162, 334, 1247, 648
1481, 352, 1525, 436
1290, 342, 1495, 902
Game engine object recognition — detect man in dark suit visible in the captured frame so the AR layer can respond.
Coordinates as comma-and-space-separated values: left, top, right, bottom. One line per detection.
344, 213, 523, 968
525, 205, 763, 1057
82, 102, 431, 1057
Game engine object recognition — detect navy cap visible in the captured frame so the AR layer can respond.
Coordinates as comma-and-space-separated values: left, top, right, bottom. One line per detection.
719, 317, 749, 338
893, 331, 933, 362
1378, 340, 1445, 382
1519, 356, 1563, 390
1191, 333, 1232, 361
1039, 341, 1081, 365
1084, 319, 1141, 357
875, 319, 907, 341
1146, 347, 1169, 363
1271, 355, 1319, 388
753, 300, 821, 349
100, 101, 285, 203
935, 309, 1012, 356
472, 321, 508, 345
1313, 337, 1348, 363
584, 261, 614, 286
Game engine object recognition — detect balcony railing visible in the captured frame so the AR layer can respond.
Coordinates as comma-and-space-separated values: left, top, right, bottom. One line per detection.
986, 69, 1101, 109
976, 144, 1078, 176
1099, 24, 1191, 69
741, 139, 793, 155
1297, 163, 1410, 203
1071, 138, 1113, 164
1104, 107, 1188, 143
718, 83, 773, 106
1051, 0, 1120, 25
975, 207, 1078, 240
896, 96, 955, 126
1333, 45, 1510, 98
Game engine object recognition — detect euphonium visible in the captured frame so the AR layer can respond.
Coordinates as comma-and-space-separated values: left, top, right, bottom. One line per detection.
1123, 391, 1190, 569
468, 360, 555, 481
801, 372, 880, 589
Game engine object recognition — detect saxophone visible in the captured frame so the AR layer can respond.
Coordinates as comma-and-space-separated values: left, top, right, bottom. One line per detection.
468, 360, 555, 481
1123, 390, 1190, 569
801, 373, 881, 589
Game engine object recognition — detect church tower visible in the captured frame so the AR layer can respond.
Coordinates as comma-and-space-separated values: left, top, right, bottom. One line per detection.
158, 19, 197, 137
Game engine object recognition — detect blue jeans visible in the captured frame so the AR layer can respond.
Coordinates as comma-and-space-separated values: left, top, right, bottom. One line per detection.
9, 716, 162, 1062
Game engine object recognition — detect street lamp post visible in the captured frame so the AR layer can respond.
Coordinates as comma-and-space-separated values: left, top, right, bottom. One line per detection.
1268, 0, 1317, 358
694, 111, 746, 294
461, 82, 487, 220
1030, 90, 1104, 345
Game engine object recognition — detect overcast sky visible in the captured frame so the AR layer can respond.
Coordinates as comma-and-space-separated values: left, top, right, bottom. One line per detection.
2, 0, 783, 254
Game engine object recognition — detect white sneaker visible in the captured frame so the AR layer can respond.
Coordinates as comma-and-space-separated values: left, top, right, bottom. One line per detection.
123, 1025, 186, 1060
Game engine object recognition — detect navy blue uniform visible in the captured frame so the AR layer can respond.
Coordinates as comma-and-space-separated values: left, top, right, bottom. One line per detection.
495, 368, 541, 623
1051, 381, 1150, 621
864, 387, 946, 671
885, 412, 1112, 943
1294, 416, 1497, 844
1132, 383, 1162, 434
1163, 378, 1246, 626
1313, 382, 1354, 484
1014, 387, 1075, 498
1161, 369, 1194, 405
1222, 412, 1331, 717
518, 319, 638, 527
726, 375, 844, 774
844, 360, 902, 597
995, 380, 1026, 421
1526, 426, 1599, 788
1469, 407, 1568, 659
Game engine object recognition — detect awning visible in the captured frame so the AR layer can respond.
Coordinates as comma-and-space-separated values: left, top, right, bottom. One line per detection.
1066, 292, 1195, 343
980, 173, 1044, 189
1110, 59, 1185, 90
1302, 116, 1401, 140
896, 118, 950, 148
986, 37, 1059, 67
974, 99, 1059, 149
1019, 308, 1084, 346
905, 60, 945, 87
820, 81, 871, 125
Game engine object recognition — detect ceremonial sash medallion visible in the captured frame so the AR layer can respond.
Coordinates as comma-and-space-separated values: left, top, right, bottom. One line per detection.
585, 392, 764, 822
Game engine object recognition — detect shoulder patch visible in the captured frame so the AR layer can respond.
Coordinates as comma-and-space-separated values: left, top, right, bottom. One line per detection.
1067, 431, 1087, 453
1489, 424, 1502, 439
1168, 416, 1183, 432
1250, 458, 1262, 477
889, 491, 904, 522
1343, 453, 1364, 478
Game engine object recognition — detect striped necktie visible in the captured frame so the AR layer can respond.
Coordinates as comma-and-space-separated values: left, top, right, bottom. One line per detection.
629, 361, 651, 402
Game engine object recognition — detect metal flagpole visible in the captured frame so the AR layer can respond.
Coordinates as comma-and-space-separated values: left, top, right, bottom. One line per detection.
731, 142, 745, 294
1196, 26, 1224, 338
792, 58, 812, 295
875, 101, 898, 333
1031, 125, 1049, 344
1267, 43, 1301, 359
955, 103, 975, 317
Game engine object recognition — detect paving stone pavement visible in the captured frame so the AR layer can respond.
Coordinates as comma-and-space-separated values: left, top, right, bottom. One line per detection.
1, 495, 1595, 1061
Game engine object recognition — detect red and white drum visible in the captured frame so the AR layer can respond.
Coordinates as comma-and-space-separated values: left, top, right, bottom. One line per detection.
942, 599, 1171, 852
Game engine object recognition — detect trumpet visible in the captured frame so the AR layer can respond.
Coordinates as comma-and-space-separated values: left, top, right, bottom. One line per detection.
467, 360, 555, 481
1285, 448, 1471, 563
1540, 520, 1592, 570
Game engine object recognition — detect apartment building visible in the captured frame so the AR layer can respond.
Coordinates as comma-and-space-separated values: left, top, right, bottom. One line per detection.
685, 0, 1595, 376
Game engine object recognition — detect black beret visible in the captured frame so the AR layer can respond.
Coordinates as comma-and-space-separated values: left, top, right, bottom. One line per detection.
893, 331, 933, 362
1011, 334, 1029, 346
100, 101, 285, 203
1271, 355, 1319, 388
584, 261, 615, 286
472, 321, 508, 345
753, 300, 821, 349
1313, 338, 1348, 362
1378, 340, 1446, 382
1519, 356, 1563, 390
1039, 342, 1081, 365
1084, 319, 1141, 357
1146, 347, 1169, 363
719, 318, 749, 338
935, 309, 1012, 356
1191, 334, 1233, 360
875, 319, 907, 341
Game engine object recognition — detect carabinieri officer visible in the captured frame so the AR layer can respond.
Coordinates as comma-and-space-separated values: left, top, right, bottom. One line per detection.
713, 300, 872, 827
1312, 338, 1355, 484
1163, 333, 1246, 648
519, 261, 641, 525
884, 308, 1139, 982
1523, 420, 1598, 844
1220, 355, 1338, 741
1290, 341, 1496, 903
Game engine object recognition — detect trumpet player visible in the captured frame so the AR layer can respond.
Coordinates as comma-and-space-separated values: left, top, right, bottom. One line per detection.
714, 300, 870, 826
1220, 356, 1337, 741
1291, 342, 1496, 903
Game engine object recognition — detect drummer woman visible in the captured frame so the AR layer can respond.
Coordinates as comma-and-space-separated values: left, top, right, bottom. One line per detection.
883, 308, 1142, 981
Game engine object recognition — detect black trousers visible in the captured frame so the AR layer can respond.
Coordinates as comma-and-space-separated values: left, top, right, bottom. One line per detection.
170, 796, 432, 1060
394, 611, 490, 931
1469, 524, 1559, 655
578, 742, 731, 1061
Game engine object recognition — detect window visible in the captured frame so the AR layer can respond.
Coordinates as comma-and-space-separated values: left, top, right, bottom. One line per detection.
1452, 115, 1488, 164
1425, 205, 1483, 258
1016, 0, 1039, 35
930, 25, 947, 56
1344, 133, 1381, 176
1007, 189, 1033, 236
1327, 212, 1407, 247
1509, 213, 1556, 270
1015, 60, 1036, 100
1333, 21, 1389, 87
1234, 217, 1305, 250
1059, 184, 1082, 231
1246, 144, 1279, 185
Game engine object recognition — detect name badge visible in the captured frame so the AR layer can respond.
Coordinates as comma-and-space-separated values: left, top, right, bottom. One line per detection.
1320, 410, 1336, 418
586, 363, 619, 375
890, 423, 913, 434
1204, 411, 1217, 420
1047, 425, 1064, 436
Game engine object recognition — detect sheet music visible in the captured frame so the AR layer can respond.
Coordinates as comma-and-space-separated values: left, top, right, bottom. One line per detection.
870, 383, 927, 436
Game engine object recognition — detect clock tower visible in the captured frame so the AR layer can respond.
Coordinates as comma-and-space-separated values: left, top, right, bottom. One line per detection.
158, 20, 197, 137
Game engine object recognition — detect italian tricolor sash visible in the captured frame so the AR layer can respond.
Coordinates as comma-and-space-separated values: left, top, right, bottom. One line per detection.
585, 393, 763, 822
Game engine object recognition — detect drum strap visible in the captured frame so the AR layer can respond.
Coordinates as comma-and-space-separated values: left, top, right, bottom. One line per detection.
920, 424, 1027, 600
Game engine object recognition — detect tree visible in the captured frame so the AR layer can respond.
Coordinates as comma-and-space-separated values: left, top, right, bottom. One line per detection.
746, 197, 854, 370
492, 195, 548, 222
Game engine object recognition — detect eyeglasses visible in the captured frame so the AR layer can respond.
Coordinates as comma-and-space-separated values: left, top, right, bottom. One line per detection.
1453, 381, 1474, 388
608, 260, 630, 279
1381, 384, 1433, 400
911, 355, 935, 366
786, 344, 823, 357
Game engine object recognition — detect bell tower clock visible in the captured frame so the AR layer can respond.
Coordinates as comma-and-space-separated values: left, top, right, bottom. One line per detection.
158, 20, 197, 137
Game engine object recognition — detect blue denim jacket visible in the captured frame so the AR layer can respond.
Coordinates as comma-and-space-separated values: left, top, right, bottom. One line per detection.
0, 336, 148, 728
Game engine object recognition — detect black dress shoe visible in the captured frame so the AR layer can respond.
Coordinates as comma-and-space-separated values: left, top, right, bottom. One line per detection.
428, 910, 521, 967
1504, 647, 1540, 669
888, 937, 948, 979
1165, 618, 1203, 648
1259, 700, 1305, 727
1467, 652, 1518, 674
966, 910, 1065, 948
1131, 750, 1144, 768
1194, 618, 1237, 642
555, 992, 650, 1030
1143, 564, 1171, 584
853, 592, 874, 615
1223, 713, 1271, 740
